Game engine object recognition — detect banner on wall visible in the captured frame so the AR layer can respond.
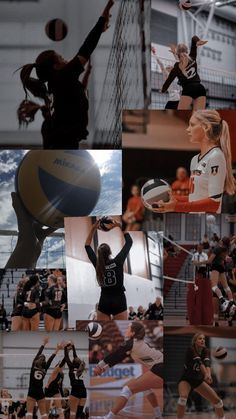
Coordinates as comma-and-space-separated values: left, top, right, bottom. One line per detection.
90, 363, 142, 387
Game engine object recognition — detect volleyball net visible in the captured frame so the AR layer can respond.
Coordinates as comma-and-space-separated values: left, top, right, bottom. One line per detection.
93, 0, 151, 148
163, 235, 197, 320
151, 54, 236, 109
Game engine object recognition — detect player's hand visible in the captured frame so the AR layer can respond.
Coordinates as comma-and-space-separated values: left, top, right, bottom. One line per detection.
43, 336, 49, 345
204, 373, 212, 384
169, 44, 177, 55
93, 220, 100, 229
56, 342, 64, 351
151, 191, 176, 213
112, 219, 122, 229
94, 365, 104, 376
151, 46, 156, 55
60, 304, 66, 312
102, 0, 114, 32
196, 40, 208, 47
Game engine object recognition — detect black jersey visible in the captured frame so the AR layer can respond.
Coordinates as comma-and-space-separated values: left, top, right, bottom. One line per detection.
14, 401, 27, 418
85, 233, 133, 295
98, 338, 163, 371
22, 284, 40, 318
212, 246, 228, 268
49, 17, 106, 139
28, 346, 56, 393
145, 303, 164, 320
43, 285, 66, 310
64, 345, 85, 390
162, 36, 201, 92
45, 359, 65, 397
11, 290, 24, 317
183, 346, 210, 381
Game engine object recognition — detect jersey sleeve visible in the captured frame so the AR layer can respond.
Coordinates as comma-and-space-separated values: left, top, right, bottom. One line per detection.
202, 348, 211, 367
46, 353, 56, 371
207, 151, 226, 200
161, 66, 177, 92
98, 339, 133, 368
33, 345, 45, 362
189, 36, 200, 60
115, 233, 133, 264
85, 245, 97, 268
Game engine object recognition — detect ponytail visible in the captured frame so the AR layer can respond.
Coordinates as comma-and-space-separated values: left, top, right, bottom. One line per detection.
193, 110, 236, 196
96, 244, 111, 286
220, 120, 235, 195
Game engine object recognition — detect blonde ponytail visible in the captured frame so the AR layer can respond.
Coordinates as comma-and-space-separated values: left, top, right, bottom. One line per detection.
193, 110, 236, 195
220, 120, 235, 195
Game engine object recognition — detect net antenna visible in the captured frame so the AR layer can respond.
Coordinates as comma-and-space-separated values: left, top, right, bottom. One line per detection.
163, 235, 198, 291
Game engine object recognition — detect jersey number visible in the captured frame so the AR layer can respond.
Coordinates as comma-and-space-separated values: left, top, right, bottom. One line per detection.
54, 290, 62, 302
186, 67, 196, 79
34, 370, 43, 380
104, 270, 117, 286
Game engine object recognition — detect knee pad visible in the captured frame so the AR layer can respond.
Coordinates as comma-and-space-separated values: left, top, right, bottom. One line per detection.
214, 399, 223, 409
224, 287, 231, 293
70, 412, 76, 417
212, 285, 218, 293
178, 397, 187, 406
144, 389, 154, 396
41, 415, 47, 418
26, 414, 33, 417
120, 385, 132, 400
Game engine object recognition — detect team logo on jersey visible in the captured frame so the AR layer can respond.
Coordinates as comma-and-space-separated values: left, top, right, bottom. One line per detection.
211, 166, 219, 175
192, 170, 202, 176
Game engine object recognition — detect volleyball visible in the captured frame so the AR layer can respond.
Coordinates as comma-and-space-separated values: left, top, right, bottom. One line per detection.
213, 346, 227, 360
98, 216, 114, 232
87, 322, 103, 340
141, 179, 170, 209
206, 214, 216, 225
15, 150, 101, 228
179, 0, 192, 10
45, 19, 68, 41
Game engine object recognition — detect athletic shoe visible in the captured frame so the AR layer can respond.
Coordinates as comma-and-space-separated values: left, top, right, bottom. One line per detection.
220, 299, 230, 312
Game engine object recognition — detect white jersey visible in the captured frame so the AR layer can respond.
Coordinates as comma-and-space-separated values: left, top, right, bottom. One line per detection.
189, 147, 226, 213
192, 251, 208, 267
100, 338, 163, 370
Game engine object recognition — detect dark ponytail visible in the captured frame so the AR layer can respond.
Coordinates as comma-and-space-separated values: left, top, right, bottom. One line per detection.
96, 243, 111, 286
131, 322, 146, 340
17, 55, 53, 127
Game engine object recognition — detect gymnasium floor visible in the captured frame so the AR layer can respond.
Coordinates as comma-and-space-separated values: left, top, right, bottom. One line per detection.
89, 389, 163, 419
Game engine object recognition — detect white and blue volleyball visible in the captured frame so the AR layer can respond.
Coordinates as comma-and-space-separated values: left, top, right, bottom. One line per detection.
87, 322, 103, 340
141, 178, 170, 209
15, 150, 101, 228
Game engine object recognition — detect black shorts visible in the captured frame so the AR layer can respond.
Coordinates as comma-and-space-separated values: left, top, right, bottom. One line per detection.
98, 292, 127, 316
22, 308, 39, 319
71, 385, 87, 399
165, 101, 179, 110
211, 265, 225, 274
151, 363, 164, 379
44, 308, 62, 319
28, 389, 45, 401
44, 386, 60, 398
179, 373, 204, 389
182, 82, 206, 99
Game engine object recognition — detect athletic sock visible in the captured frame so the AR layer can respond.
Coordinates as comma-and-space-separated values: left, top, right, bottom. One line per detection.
154, 406, 162, 418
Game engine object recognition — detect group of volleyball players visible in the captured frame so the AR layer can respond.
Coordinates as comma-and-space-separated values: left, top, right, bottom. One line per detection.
1, 337, 88, 419
11, 271, 67, 332
193, 234, 236, 325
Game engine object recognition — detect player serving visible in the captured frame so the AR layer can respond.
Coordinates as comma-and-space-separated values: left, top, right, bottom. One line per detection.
152, 110, 235, 214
